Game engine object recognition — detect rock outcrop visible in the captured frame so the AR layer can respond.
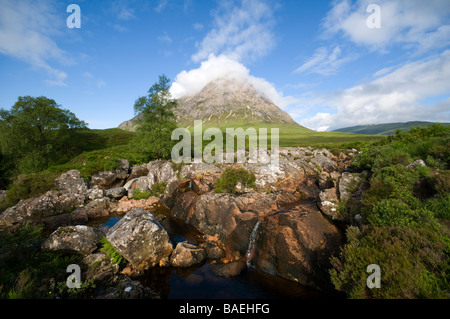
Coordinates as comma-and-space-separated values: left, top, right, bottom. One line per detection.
41, 225, 102, 255
106, 208, 173, 271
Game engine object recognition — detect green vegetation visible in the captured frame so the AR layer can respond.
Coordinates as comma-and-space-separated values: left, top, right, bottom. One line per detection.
215, 167, 256, 194
132, 188, 152, 200
0, 96, 87, 175
100, 237, 124, 265
329, 124, 450, 299
0, 224, 83, 298
133, 74, 178, 160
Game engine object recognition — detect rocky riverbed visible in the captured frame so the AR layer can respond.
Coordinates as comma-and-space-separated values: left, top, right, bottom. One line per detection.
0, 146, 365, 298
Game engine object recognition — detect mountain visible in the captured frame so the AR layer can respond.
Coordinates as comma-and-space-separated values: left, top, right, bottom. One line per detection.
119, 77, 303, 131
332, 121, 450, 135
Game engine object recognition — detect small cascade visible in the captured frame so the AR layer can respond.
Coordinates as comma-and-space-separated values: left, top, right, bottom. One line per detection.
245, 221, 261, 268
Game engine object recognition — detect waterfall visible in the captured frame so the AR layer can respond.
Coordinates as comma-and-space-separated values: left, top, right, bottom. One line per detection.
246, 221, 261, 268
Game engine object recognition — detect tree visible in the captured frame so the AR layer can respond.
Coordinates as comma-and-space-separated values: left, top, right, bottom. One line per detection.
133, 74, 178, 160
0, 96, 87, 174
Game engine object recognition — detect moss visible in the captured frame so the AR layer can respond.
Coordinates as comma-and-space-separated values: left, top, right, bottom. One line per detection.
214, 167, 256, 194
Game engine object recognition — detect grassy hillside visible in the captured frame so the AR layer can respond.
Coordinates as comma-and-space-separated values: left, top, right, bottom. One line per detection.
190, 122, 384, 148
332, 121, 450, 135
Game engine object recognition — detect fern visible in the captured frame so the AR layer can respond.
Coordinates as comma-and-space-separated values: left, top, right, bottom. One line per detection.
100, 237, 125, 265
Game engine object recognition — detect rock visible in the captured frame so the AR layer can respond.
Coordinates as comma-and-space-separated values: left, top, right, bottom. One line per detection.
117, 158, 130, 171
407, 159, 427, 169
82, 252, 120, 284
252, 203, 343, 291
318, 187, 342, 220
41, 225, 102, 255
0, 190, 7, 203
86, 186, 104, 201
41, 208, 88, 231
127, 165, 149, 181
106, 187, 127, 200
309, 151, 338, 173
91, 160, 130, 189
338, 172, 363, 201
55, 170, 88, 194
170, 242, 206, 267
106, 208, 173, 271
91, 171, 117, 188
0, 190, 85, 229
186, 192, 283, 254
200, 241, 225, 259
96, 279, 160, 299
180, 163, 222, 179
84, 198, 111, 219
145, 160, 178, 188
210, 258, 246, 277
112, 196, 159, 214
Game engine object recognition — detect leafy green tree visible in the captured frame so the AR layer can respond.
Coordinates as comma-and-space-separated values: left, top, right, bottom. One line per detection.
0, 96, 87, 174
133, 74, 178, 160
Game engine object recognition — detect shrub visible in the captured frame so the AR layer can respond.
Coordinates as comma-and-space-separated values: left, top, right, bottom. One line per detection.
0, 223, 81, 298
132, 188, 151, 200
329, 226, 449, 299
214, 167, 256, 194
368, 199, 438, 229
6, 171, 58, 205
150, 182, 167, 197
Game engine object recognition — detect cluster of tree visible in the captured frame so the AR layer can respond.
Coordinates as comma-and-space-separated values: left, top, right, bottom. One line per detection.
0, 75, 177, 191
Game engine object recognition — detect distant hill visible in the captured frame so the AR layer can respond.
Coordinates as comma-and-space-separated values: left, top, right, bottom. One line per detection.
119, 77, 304, 131
332, 121, 450, 135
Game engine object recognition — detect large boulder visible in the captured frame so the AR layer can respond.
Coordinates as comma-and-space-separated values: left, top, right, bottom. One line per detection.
106, 187, 127, 200
84, 198, 112, 219
106, 208, 173, 271
183, 192, 290, 254
55, 170, 88, 194
41, 225, 102, 255
0, 190, 85, 229
251, 202, 343, 291
91, 159, 130, 189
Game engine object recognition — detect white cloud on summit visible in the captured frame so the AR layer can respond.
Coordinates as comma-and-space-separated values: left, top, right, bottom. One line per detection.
171, 54, 297, 109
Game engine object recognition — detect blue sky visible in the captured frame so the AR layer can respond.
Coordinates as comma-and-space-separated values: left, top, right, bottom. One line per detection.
0, 0, 449, 131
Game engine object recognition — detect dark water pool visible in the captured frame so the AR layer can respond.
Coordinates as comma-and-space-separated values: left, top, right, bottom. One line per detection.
92, 215, 326, 299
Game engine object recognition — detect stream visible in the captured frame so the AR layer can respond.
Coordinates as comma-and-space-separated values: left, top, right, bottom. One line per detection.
89, 213, 325, 299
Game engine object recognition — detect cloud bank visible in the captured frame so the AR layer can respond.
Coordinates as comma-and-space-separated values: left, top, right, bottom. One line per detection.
0, 0, 70, 86
300, 50, 450, 131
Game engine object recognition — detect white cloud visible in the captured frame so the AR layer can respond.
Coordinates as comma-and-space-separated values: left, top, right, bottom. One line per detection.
192, 0, 276, 63
171, 54, 298, 109
294, 46, 354, 76
0, 0, 70, 86
322, 0, 450, 53
154, 0, 169, 13
157, 32, 173, 44
300, 50, 450, 130
112, 1, 136, 20
193, 23, 204, 31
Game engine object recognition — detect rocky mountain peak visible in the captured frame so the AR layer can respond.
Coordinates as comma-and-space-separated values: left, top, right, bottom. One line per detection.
119, 76, 299, 130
